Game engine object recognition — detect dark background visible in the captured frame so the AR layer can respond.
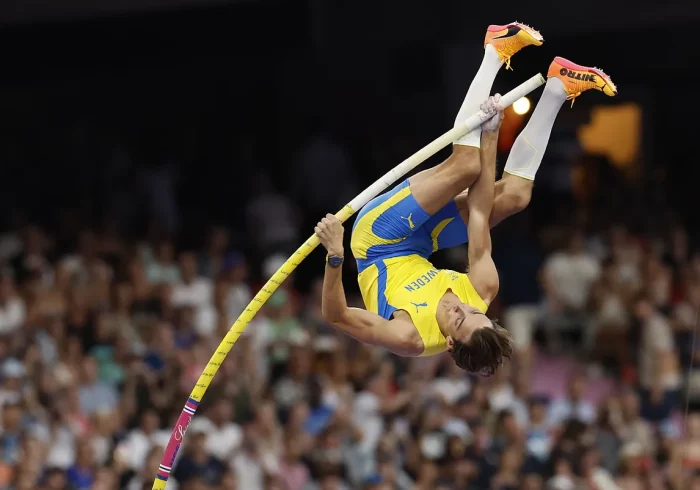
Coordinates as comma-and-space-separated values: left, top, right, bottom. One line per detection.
0, 0, 697, 238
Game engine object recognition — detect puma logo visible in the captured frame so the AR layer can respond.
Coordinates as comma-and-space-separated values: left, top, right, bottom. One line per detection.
400, 213, 415, 229
411, 301, 428, 312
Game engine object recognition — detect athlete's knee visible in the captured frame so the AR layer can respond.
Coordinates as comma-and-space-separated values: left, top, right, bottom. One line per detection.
446, 145, 481, 188
502, 174, 533, 213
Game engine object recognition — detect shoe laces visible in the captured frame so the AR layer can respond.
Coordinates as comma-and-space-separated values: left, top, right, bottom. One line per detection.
566, 92, 581, 107
503, 56, 513, 71
495, 38, 520, 70
493, 23, 542, 71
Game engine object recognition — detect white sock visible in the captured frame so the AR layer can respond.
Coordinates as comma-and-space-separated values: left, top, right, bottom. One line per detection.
454, 44, 503, 148
503, 77, 568, 180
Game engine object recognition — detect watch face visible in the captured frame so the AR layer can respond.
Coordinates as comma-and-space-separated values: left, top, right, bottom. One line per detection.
329, 256, 343, 267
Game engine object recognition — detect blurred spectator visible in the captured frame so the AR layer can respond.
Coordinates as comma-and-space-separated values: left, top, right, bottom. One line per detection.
0, 274, 25, 336
223, 252, 251, 321
279, 434, 310, 490
144, 239, 181, 285
172, 430, 226, 486
11, 225, 53, 287
114, 407, 164, 472
594, 399, 623, 474
589, 258, 633, 370
634, 296, 681, 422
78, 356, 118, 415
541, 230, 601, 350
189, 399, 242, 461
198, 226, 231, 279
617, 390, 655, 457
246, 173, 301, 256
66, 437, 97, 489
525, 395, 552, 465
232, 427, 265, 490
548, 373, 596, 427
172, 251, 216, 336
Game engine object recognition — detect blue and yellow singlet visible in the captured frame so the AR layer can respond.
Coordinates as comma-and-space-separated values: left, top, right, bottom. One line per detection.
350, 179, 487, 356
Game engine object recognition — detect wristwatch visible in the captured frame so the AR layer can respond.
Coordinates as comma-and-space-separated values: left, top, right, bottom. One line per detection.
326, 255, 344, 268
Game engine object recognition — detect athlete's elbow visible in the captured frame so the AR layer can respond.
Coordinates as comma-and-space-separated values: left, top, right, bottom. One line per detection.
484, 277, 500, 302
321, 303, 346, 324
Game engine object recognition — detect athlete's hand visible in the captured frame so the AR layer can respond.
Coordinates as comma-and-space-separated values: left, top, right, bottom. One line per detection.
315, 214, 345, 257
480, 94, 504, 133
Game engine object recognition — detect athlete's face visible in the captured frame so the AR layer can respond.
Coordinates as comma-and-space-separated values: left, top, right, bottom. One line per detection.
444, 302, 491, 344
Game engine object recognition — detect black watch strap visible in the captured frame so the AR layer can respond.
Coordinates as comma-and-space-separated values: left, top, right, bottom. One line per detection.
326, 255, 344, 268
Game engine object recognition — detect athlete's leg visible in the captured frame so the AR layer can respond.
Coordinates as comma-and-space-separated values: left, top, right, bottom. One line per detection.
353, 23, 545, 258
353, 41, 505, 257
455, 56, 617, 228
408, 43, 503, 215
410, 23, 542, 216
455, 173, 534, 228
454, 74, 570, 226
423, 76, 566, 247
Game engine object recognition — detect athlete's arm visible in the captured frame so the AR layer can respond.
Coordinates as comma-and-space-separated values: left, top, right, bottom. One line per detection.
315, 215, 422, 356
465, 96, 502, 303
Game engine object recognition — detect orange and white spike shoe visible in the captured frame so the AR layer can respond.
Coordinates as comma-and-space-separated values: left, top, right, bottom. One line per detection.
484, 22, 543, 70
547, 56, 617, 105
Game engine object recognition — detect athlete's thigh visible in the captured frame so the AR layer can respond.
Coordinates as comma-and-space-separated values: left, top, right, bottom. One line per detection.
455, 175, 527, 229
421, 199, 469, 251
408, 145, 480, 215
350, 180, 432, 262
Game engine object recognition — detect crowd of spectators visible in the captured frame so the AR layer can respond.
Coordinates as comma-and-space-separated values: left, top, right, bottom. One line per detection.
0, 150, 698, 490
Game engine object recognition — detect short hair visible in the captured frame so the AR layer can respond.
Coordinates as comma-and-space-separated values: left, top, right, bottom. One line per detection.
450, 320, 513, 376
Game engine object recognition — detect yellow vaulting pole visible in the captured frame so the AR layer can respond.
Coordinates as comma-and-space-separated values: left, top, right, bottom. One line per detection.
152, 73, 544, 489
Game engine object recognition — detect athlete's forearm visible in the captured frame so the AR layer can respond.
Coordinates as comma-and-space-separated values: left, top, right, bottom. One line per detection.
466, 132, 497, 257
472, 132, 498, 212
321, 257, 350, 323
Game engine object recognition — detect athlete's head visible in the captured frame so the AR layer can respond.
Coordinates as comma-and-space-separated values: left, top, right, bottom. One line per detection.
440, 302, 512, 376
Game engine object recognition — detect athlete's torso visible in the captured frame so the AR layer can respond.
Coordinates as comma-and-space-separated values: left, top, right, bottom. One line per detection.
350, 179, 486, 357
357, 254, 488, 356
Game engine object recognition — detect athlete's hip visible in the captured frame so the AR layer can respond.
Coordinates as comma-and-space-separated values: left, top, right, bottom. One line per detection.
350, 180, 468, 273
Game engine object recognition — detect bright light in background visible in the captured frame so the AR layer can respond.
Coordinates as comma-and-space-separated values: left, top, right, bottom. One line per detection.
512, 97, 531, 115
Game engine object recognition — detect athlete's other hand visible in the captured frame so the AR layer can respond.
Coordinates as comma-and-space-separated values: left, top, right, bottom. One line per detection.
316, 214, 345, 256
480, 94, 504, 133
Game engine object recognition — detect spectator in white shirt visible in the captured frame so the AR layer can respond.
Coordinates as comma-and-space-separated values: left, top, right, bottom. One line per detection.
636, 298, 680, 391
0, 274, 25, 335
549, 373, 596, 426
171, 252, 215, 336
188, 398, 243, 461
634, 297, 681, 422
432, 360, 471, 406
542, 230, 601, 314
0, 358, 25, 410
114, 408, 163, 472
541, 231, 601, 350
145, 240, 180, 285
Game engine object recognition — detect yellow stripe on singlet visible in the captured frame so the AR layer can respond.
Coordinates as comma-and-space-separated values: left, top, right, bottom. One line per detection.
350, 186, 413, 259
430, 218, 454, 252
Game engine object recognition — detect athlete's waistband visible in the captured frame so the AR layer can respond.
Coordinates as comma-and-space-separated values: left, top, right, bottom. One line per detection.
357, 251, 431, 274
